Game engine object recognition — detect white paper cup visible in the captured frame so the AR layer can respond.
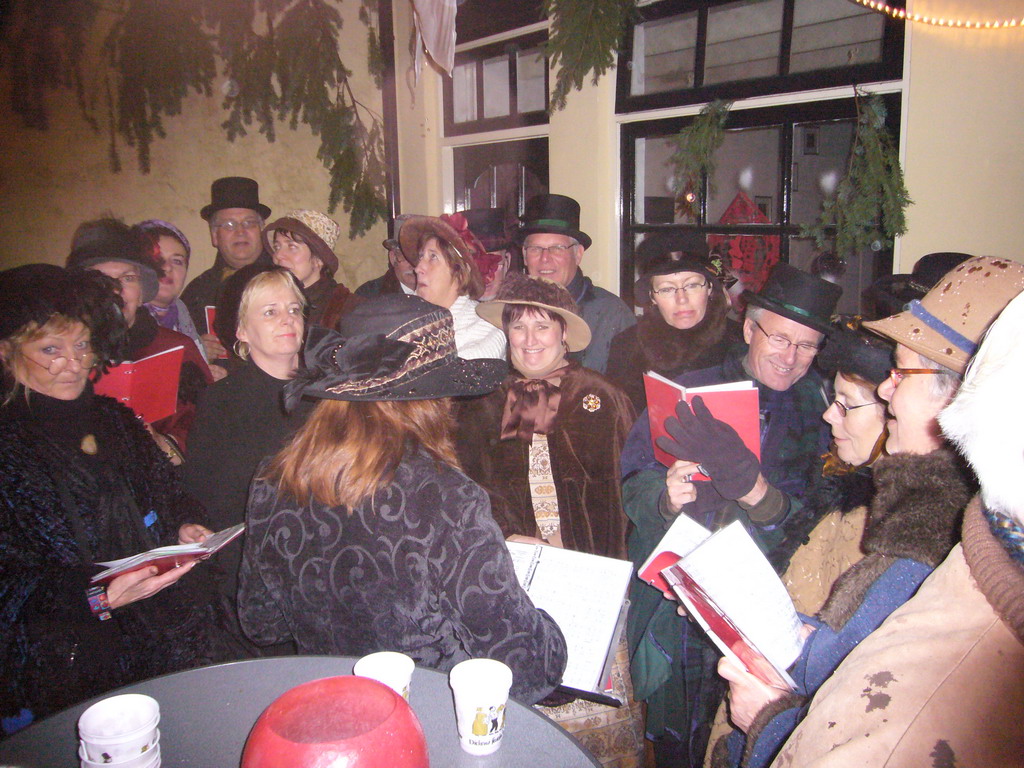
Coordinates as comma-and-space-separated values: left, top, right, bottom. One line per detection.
449, 659, 513, 756
79, 694, 160, 763
353, 651, 415, 700
79, 731, 160, 767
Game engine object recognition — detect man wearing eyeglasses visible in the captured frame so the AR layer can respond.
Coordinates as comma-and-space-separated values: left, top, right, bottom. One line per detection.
181, 177, 274, 364
515, 193, 635, 374
621, 262, 841, 768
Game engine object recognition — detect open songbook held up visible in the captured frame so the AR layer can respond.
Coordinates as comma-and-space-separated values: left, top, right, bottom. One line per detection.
639, 514, 804, 691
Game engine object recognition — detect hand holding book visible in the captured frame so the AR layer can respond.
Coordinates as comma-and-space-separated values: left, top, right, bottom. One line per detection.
656, 396, 761, 500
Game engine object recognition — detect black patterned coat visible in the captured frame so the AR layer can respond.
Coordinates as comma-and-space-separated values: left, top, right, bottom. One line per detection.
0, 388, 214, 727
237, 447, 568, 704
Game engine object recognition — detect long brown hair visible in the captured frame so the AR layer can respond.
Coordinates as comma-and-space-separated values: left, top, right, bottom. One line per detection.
262, 397, 459, 509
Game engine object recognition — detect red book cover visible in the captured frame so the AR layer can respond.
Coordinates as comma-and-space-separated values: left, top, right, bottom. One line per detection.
643, 372, 760, 477
94, 345, 184, 424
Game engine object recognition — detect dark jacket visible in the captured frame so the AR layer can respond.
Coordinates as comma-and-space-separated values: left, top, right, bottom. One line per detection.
0, 387, 214, 727
183, 360, 312, 599
180, 251, 273, 334
455, 362, 636, 559
303, 275, 362, 331
565, 270, 637, 375
716, 449, 975, 768
355, 268, 403, 298
606, 289, 740, 412
237, 446, 568, 704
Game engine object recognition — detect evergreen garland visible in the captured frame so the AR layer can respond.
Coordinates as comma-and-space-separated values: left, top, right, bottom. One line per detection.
669, 100, 732, 219
545, 0, 635, 111
1, 0, 387, 238
802, 93, 912, 258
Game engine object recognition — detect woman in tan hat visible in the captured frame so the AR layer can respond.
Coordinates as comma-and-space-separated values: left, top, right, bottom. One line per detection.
263, 209, 360, 329
399, 213, 506, 359
456, 272, 644, 766
711, 255, 1024, 768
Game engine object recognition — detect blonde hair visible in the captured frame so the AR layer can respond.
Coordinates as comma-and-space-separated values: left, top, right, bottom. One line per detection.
262, 397, 459, 510
235, 268, 307, 360
1, 315, 88, 404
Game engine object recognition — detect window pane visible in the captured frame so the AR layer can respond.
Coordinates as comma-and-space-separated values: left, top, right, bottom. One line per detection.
631, 12, 698, 96
789, 236, 879, 315
453, 62, 478, 123
482, 55, 510, 118
705, 0, 784, 86
707, 126, 781, 225
517, 47, 547, 113
791, 0, 885, 73
790, 119, 855, 225
633, 136, 696, 225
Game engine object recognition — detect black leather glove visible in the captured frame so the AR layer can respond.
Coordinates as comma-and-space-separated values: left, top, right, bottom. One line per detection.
655, 396, 761, 501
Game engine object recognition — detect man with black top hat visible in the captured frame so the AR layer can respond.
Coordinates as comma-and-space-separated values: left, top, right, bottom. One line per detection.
181, 177, 274, 362
620, 262, 841, 768
516, 193, 635, 373
355, 214, 418, 298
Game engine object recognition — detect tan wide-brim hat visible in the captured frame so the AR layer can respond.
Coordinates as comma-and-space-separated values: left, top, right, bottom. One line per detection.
863, 255, 1024, 374
476, 273, 592, 352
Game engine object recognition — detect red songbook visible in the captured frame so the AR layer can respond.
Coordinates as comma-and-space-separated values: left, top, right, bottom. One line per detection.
94, 345, 184, 424
643, 371, 760, 477
205, 306, 229, 359
90, 523, 246, 585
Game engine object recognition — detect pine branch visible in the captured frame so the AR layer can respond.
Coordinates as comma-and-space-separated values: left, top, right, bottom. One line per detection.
669, 100, 732, 219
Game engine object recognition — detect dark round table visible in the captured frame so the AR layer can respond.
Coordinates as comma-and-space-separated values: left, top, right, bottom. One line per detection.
0, 656, 600, 767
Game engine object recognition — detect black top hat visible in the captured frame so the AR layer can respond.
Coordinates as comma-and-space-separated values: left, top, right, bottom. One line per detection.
743, 262, 841, 334
200, 176, 272, 221
0, 264, 128, 367
633, 231, 728, 306
284, 295, 507, 407
817, 316, 893, 385
514, 194, 592, 250
461, 208, 511, 252
863, 251, 972, 318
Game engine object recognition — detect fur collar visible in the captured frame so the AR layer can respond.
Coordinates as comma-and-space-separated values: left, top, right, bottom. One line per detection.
818, 448, 975, 629
635, 288, 729, 372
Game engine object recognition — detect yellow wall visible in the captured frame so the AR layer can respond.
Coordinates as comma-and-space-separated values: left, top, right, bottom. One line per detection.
0, 3, 387, 292
899, 19, 1024, 270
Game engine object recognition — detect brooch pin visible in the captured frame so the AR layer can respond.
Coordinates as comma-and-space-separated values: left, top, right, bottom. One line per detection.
582, 393, 601, 412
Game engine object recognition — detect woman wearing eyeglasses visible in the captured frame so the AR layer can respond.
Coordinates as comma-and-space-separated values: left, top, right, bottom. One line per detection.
0, 265, 217, 735
67, 218, 213, 463
606, 232, 740, 412
711, 255, 1024, 768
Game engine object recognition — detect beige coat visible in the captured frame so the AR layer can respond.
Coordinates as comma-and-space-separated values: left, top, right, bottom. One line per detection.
771, 497, 1024, 767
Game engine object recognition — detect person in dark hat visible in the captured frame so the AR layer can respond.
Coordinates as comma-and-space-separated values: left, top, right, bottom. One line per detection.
620, 261, 840, 768
181, 177, 274, 366
0, 264, 218, 734
606, 230, 742, 411
516, 193, 635, 374
461, 207, 517, 301
862, 251, 972, 319
355, 214, 418, 298
236, 295, 567, 704
67, 218, 213, 461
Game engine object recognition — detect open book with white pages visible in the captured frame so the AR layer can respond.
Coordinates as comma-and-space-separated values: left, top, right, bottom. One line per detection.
639, 513, 804, 692
506, 542, 633, 706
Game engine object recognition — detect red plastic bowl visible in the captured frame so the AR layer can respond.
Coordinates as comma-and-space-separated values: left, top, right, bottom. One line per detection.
242, 676, 429, 768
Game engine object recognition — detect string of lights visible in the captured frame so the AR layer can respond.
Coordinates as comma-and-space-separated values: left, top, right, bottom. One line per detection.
851, 0, 1023, 29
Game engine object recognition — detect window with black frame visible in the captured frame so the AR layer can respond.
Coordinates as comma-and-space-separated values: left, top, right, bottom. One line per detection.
618, 0, 903, 112
620, 96, 899, 315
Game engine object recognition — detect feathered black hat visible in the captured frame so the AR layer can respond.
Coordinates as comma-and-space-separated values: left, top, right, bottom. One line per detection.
0, 264, 129, 368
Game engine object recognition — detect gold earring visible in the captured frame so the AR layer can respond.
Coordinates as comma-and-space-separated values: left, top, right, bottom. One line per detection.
233, 340, 249, 360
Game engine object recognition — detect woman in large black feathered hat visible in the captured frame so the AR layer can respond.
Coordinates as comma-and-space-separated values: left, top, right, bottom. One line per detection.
0, 264, 218, 735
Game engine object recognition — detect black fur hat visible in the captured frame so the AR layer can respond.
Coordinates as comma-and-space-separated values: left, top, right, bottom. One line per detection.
0, 264, 129, 368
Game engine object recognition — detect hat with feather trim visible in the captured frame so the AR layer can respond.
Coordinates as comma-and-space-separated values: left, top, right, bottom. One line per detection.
284, 294, 506, 408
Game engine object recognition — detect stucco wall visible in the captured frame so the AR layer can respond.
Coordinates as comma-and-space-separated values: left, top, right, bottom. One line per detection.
898, 16, 1024, 270
0, 3, 388, 292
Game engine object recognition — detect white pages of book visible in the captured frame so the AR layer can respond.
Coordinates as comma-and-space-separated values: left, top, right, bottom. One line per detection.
506, 542, 633, 694
679, 521, 803, 674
